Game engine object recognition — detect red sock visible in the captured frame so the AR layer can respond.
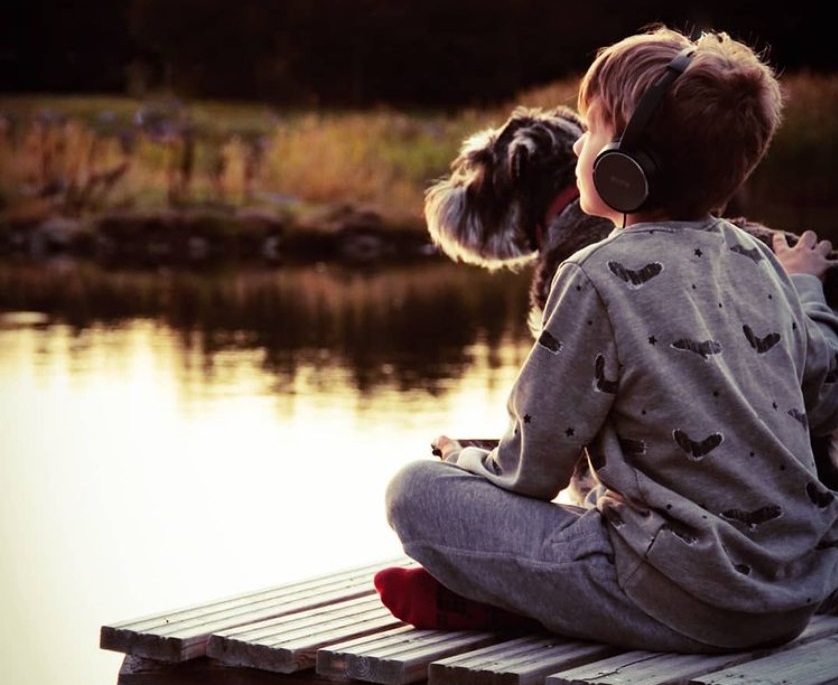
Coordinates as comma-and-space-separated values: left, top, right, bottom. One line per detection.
373, 566, 540, 632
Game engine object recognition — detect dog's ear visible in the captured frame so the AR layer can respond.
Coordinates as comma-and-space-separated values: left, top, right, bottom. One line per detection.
508, 106, 585, 185
494, 108, 535, 185
510, 137, 532, 184
495, 107, 534, 147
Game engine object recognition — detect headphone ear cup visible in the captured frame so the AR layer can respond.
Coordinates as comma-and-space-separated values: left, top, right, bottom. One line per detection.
593, 142, 658, 214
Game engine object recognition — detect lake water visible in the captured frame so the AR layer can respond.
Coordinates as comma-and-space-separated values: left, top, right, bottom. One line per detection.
0, 257, 535, 685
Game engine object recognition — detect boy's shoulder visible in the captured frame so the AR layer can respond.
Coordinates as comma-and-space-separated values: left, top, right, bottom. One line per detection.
566, 219, 708, 262
573, 217, 766, 251
565, 217, 775, 276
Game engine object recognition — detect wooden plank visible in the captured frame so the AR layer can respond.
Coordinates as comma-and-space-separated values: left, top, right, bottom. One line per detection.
429, 634, 619, 685
544, 615, 838, 685
100, 557, 412, 662
117, 654, 334, 685
315, 624, 419, 680
317, 624, 504, 684
546, 650, 745, 685
206, 595, 404, 673
691, 635, 838, 685
344, 628, 504, 684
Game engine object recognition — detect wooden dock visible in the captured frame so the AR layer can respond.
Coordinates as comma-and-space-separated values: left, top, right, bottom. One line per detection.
101, 557, 838, 685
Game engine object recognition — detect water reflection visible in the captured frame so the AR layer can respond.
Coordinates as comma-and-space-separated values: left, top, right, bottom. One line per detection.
0, 258, 534, 685
0, 258, 533, 394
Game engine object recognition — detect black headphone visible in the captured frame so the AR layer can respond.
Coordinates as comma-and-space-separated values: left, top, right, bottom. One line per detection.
593, 47, 695, 214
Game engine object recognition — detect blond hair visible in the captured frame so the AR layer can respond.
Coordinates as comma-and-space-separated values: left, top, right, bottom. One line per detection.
577, 25, 784, 216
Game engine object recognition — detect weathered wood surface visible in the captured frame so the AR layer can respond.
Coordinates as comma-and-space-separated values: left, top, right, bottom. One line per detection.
318, 625, 502, 684
543, 615, 838, 685
117, 655, 336, 685
101, 557, 413, 662
428, 634, 619, 685
103, 558, 838, 685
690, 632, 838, 685
206, 594, 403, 673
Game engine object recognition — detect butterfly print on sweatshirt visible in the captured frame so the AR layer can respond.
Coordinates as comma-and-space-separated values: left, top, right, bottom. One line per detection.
618, 436, 646, 457
787, 408, 807, 428
743, 324, 780, 353
663, 521, 698, 545
730, 244, 764, 264
607, 260, 663, 288
602, 506, 625, 528
673, 429, 723, 459
671, 338, 722, 360
594, 354, 618, 393
720, 504, 781, 529
806, 481, 834, 508
538, 330, 562, 354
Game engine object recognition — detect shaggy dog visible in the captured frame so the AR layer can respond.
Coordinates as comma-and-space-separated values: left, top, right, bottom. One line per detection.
425, 105, 605, 331
425, 105, 838, 492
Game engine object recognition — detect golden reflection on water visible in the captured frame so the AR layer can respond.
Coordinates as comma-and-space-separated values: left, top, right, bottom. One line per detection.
0, 309, 531, 685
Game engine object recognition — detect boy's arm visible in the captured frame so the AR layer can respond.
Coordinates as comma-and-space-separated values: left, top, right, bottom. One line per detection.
444, 263, 616, 500
774, 231, 838, 443
797, 285, 838, 439
791, 273, 838, 346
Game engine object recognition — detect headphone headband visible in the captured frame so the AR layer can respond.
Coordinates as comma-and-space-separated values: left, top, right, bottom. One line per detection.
592, 46, 695, 214
620, 47, 695, 150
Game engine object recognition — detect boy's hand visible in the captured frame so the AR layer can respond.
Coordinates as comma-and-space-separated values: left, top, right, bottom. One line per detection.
431, 435, 462, 461
773, 230, 836, 281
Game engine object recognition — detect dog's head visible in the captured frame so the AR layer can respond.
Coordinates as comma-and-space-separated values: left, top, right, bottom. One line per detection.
424, 105, 586, 269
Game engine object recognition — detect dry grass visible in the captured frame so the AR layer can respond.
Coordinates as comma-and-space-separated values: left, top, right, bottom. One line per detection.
0, 71, 835, 231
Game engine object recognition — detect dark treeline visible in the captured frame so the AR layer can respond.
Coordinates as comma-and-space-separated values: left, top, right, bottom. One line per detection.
3, 0, 832, 108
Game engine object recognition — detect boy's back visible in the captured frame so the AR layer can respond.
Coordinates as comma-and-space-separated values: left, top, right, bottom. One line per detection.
542, 216, 838, 644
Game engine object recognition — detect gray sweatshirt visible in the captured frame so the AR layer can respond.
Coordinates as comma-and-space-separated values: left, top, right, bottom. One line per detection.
450, 217, 838, 645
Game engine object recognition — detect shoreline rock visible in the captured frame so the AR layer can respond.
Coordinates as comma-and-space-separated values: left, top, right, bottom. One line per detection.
0, 204, 437, 267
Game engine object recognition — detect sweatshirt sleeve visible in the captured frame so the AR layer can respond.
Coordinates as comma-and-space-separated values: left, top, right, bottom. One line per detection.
791, 273, 838, 436
791, 273, 838, 343
446, 262, 617, 500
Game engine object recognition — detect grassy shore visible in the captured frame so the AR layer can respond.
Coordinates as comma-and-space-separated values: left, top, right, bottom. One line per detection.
0, 70, 836, 244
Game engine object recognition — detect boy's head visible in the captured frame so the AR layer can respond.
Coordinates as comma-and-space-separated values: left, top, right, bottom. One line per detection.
576, 24, 783, 220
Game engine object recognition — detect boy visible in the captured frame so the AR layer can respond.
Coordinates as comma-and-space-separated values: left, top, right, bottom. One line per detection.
375, 25, 838, 653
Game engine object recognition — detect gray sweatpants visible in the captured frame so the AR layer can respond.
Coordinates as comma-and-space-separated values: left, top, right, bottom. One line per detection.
384, 459, 720, 653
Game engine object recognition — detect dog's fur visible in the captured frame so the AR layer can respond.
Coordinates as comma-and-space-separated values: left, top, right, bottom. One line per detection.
426, 105, 838, 492
426, 106, 612, 323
